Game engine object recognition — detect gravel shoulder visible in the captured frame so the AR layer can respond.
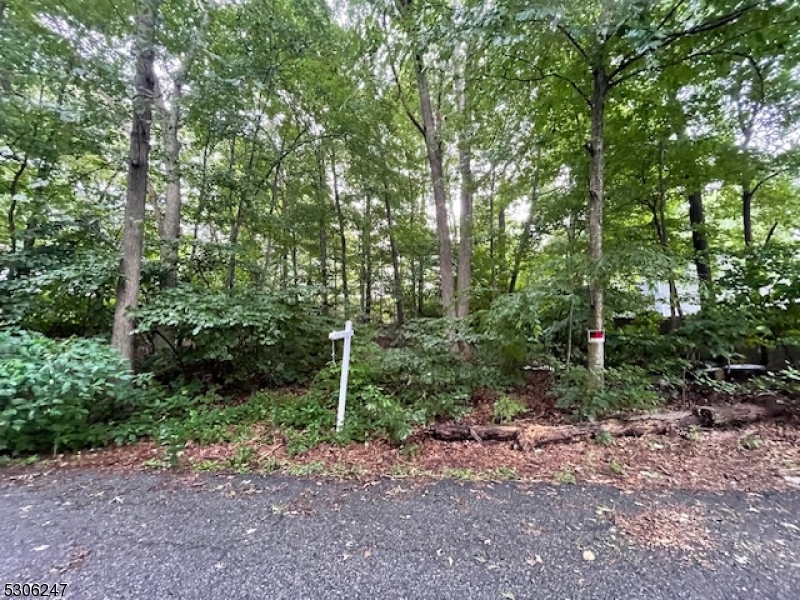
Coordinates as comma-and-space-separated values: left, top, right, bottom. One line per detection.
2, 471, 800, 599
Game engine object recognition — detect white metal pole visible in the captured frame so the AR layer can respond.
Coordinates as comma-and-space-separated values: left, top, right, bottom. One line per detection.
334, 320, 353, 432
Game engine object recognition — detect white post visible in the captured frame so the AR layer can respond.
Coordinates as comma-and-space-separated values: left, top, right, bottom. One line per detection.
328, 320, 354, 432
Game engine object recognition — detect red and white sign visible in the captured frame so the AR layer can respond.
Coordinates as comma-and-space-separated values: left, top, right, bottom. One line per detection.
587, 330, 605, 343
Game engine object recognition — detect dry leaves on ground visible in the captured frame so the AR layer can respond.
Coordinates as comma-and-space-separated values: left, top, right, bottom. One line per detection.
614, 506, 714, 554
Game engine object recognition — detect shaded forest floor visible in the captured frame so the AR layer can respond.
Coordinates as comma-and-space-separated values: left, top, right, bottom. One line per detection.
4, 373, 800, 493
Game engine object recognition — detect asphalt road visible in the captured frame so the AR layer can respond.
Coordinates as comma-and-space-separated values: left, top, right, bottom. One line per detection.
1, 471, 799, 600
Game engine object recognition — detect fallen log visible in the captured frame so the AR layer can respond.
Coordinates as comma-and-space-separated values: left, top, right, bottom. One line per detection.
430, 402, 791, 449
431, 424, 519, 442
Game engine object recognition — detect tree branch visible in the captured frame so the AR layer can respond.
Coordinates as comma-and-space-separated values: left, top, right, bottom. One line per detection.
764, 222, 778, 245
390, 60, 425, 137
751, 168, 788, 195
501, 53, 591, 107
608, 3, 757, 86
556, 24, 589, 62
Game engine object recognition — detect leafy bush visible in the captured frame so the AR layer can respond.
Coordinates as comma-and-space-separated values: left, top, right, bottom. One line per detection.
133, 285, 335, 387
0, 248, 118, 336
0, 329, 149, 454
384, 319, 508, 417
493, 396, 527, 423
550, 365, 660, 421
479, 290, 543, 371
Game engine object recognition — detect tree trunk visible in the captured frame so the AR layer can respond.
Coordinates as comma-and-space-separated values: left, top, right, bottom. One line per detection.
509, 174, 539, 294
331, 151, 349, 318
7, 155, 27, 255
587, 62, 607, 382
190, 132, 214, 266
154, 74, 181, 288
742, 186, 753, 247
225, 197, 244, 293
688, 190, 712, 286
417, 258, 424, 317
155, 4, 207, 286
364, 195, 372, 317
497, 207, 506, 288
383, 189, 404, 326
112, 0, 160, 365
263, 165, 281, 286
414, 54, 455, 319
489, 167, 497, 291
455, 57, 473, 319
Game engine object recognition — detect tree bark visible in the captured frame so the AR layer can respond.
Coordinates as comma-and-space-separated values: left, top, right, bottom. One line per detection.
488, 167, 497, 291
509, 174, 539, 294
7, 155, 27, 255
495, 206, 507, 291
383, 187, 404, 325
414, 54, 456, 319
331, 151, 349, 318
432, 403, 790, 448
153, 74, 182, 288
742, 186, 753, 247
154, 4, 208, 285
688, 190, 712, 286
225, 197, 244, 293
587, 62, 607, 382
262, 164, 281, 285
112, 0, 160, 365
455, 56, 473, 319
364, 194, 372, 317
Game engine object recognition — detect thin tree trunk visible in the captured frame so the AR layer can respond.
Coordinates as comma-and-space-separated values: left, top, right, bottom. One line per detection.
498, 207, 506, 288
153, 74, 182, 287
364, 195, 372, 318
112, 0, 160, 365
226, 123, 261, 294
190, 132, 214, 265
742, 186, 753, 247
653, 141, 682, 329
154, 3, 208, 286
489, 168, 497, 291
509, 173, 539, 294
331, 151, 349, 318
455, 57, 473, 319
587, 62, 607, 382
7, 155, 27, 255
225, 197, 244, 293
414, 54, 455, 319
688, 190, 712, 287
383, 187, 404, 326
263, 165, 281, 285
313, 150, 330, 311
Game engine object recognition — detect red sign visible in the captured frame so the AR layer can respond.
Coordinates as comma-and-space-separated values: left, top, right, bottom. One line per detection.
588, 330, 605, 343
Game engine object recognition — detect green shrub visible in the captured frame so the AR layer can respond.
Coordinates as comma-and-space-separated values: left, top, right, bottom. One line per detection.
383, 319, 507, 418
0, 244, 119, 336
0, 329, 149, 454
479, 290, 543, 371
133, 285, 334, 387
550, 365, 660, 421
493, 396, 527, 423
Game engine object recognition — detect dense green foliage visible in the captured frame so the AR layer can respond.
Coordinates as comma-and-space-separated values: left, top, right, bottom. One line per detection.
1, 0, 799, 454
133, 286, 334, 387
0, 330, 148, 453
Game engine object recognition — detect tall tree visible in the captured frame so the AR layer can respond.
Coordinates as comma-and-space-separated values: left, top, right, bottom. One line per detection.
112, 0, 161, 363
153, 0, 209, 288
